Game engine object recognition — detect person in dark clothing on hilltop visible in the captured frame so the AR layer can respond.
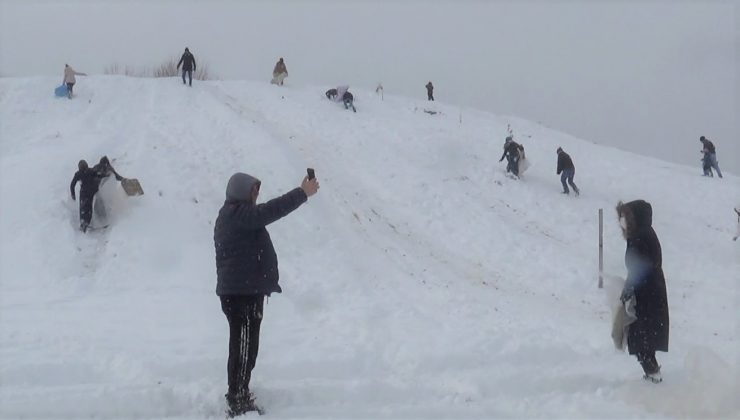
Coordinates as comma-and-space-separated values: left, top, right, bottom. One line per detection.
177, 47, 196, 86
426, 81, 434, 101
556, 147, 580, 196
70, 157, 123, 232
271, 57, 288, 86
342, 90, 356, 112
699, 136, 722, 178
214, 171, 319, 417
499, 136, 523, 177
616, 200, 669, 383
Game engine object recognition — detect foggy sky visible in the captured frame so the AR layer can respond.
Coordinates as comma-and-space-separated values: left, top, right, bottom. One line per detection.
1, 0, 737, 173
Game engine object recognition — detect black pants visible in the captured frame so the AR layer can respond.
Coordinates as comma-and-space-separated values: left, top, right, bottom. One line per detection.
66, 82, 75, 98
182, 69, 192, 86
427, 91, 434, 101
79, 192, 94, 232
344, 99, 356, 112
221, 295, 264, 407
506, 154, 520, 176
637, 351, 660, 375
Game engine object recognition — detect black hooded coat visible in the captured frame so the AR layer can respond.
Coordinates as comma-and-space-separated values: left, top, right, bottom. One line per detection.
619, 200, 669, 355
214, 174, 307, 296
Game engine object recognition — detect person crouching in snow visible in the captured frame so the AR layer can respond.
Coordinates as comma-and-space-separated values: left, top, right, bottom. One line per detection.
342, 90, 356, 112
63, 64, 87, 99
271, 57, 288, 86
556, 147, 580, 196
499, 136, 522, 177
616, 200, 669, 383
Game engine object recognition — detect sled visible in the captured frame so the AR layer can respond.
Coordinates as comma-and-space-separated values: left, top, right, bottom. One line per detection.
518, 157, 531, 175
54, 85, 68, 97
121, 178, 144, 196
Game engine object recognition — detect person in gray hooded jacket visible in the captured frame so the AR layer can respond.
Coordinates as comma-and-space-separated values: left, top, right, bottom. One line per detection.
214, 171, 318, 416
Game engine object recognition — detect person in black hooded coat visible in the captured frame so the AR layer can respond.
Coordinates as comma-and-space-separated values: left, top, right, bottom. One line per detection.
616, 199, 669, 382
214, 171, 319, 416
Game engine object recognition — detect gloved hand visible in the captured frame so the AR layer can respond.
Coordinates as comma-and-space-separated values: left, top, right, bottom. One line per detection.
71, 194, 76, 201
620, 286, 635, 304
499, 158, 504, 162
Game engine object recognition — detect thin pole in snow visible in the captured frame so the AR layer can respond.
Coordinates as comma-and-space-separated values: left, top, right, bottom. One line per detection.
599, 208, 604, 288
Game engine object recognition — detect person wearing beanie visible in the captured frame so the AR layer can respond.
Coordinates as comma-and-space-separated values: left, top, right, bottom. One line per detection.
556, 147, 580, 196
214, 171, 319, 416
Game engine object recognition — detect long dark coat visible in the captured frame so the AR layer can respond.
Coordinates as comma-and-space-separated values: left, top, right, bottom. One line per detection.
618, 200, 669, 355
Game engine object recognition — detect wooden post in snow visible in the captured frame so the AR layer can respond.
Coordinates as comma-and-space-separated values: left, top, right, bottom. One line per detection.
599, 208, 604, 288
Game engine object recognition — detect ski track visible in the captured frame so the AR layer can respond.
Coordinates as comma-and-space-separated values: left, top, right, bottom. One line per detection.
0, 76, 738, 419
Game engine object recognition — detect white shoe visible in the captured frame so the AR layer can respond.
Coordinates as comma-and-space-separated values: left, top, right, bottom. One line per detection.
643, 371, 662, 383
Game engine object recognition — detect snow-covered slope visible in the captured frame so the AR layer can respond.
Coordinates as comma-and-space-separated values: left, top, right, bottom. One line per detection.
1, 76, 738, 419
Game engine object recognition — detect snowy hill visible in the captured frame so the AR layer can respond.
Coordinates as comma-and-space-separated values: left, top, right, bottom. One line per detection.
1, 76, 738, 419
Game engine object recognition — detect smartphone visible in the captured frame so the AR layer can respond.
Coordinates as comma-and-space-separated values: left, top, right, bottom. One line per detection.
307, 168, 315, 180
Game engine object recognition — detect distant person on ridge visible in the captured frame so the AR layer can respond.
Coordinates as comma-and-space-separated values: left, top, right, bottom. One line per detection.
699, 136, 722, 178
63, 64, 87, 99
271, 57, 288, 86
426, 81, 434, 101
176, 47, 196, 86
616, 200, 669, 384
214, 171, 319, 417
499, 136, 523, 177
556, 147, 580, 196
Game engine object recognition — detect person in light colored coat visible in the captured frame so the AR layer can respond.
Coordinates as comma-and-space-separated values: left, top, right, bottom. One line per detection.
63, 64, 87, 99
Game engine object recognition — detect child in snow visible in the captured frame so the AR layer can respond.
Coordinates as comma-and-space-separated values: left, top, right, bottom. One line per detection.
426, 81, 434, 101
63, 64, 87, 99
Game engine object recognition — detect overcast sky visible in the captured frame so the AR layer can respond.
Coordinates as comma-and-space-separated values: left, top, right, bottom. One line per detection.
1, 0, 737, 173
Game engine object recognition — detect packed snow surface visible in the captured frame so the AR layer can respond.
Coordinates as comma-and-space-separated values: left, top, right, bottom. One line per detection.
1, 76, 738, 419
